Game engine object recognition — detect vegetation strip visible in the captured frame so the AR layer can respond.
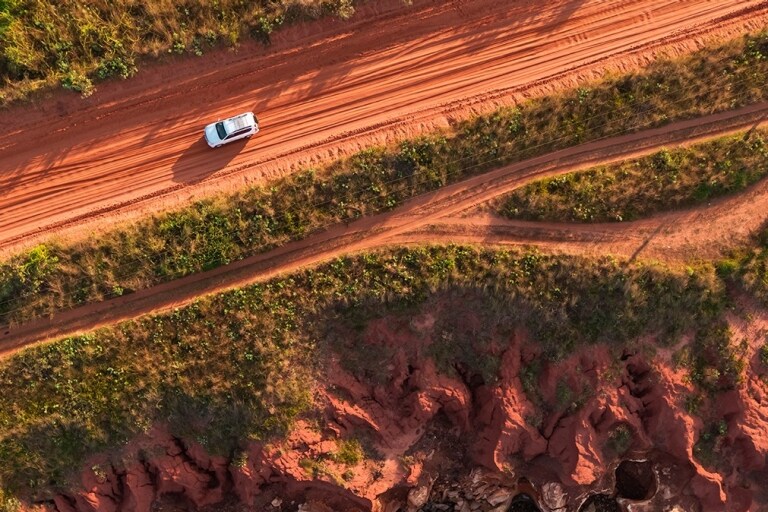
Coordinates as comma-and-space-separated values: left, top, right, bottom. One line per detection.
0, 0, 357, 103
719, 227, 768, 306
0, 245, 740, 503
498, 129, 768, 223
1, 30, 767, 328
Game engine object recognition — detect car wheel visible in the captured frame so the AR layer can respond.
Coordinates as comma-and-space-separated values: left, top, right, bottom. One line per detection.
245, 134, 252, 139
215, 144, 222, 148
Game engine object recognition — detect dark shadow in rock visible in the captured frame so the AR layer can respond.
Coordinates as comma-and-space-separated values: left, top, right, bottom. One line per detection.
507, 493, 541, 512
579, 493, 621, 512
615, 460, 656, 501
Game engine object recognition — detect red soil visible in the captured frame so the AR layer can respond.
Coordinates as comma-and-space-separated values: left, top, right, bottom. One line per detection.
1, 0, 767, 253
3, 102, 767, 357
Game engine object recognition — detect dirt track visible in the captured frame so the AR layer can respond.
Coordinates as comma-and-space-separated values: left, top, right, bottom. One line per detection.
3, 102, 768, 356
1, 0, 767, 253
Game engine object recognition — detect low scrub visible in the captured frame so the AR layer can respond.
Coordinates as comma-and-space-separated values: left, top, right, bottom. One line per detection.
719, 227, 768, 305
499, 130, 768, 222
0, 0, 356, 103
2, 29, 768, 327
0, 245, 733, 501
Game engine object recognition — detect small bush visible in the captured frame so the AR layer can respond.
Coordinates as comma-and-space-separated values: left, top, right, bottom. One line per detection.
333, 439, 363, 465
694, 419, 728, 470
734, 226, 768, 305
60, 69, 94, 96
606, 424, 632, 456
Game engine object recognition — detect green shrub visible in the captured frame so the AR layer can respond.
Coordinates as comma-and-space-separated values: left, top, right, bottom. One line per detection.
736, 231, 768, 304
60, 69, 94, 96
688, 324, 745, 392
694, 419, 728, 470
606, 424, 632, 456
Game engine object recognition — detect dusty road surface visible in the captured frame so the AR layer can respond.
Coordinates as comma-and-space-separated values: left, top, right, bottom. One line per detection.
2, 101, 767, 357
1, 0, 767, 252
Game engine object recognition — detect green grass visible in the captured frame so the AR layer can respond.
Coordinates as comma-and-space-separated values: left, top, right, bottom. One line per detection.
0, 245, 740, 502
3, 29, 768, 328
498, 130, 768, 222
0, 0, 356, 103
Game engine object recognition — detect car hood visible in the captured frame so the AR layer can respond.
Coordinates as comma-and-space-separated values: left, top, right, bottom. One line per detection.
204, 123, 223, 146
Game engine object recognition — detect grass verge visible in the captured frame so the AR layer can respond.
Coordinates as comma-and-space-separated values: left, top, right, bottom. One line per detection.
718, 227, 768, 305
2, 29, 768, 327
498, 129, 768, 222
0, 245, 738, 502
0, 0, 357, 104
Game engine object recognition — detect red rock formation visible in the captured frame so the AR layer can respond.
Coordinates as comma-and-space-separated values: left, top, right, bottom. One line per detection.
119, 461, 154, 512
42, 316, 768, 512
471, 337, 547, 469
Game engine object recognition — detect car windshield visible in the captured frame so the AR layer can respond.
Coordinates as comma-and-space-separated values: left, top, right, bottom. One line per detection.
215, 122, 227, 139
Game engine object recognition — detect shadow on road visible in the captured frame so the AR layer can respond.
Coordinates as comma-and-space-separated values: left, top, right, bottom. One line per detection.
171, 135, 247, 184
549, 0, 587, 28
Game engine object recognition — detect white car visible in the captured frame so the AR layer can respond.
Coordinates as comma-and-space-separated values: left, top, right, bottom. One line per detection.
204, 111, 259, 148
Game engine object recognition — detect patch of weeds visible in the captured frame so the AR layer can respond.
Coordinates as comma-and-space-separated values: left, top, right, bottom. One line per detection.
299, 457, 344, 485
690, 324, 745, 392
606, 424, 632, 456
1, 0, 365, 103
333, 438, 364, 466
520, 359, 543, 404
684, 393, 704, 415
693, 419, 728, 470
760, 343, 768, 366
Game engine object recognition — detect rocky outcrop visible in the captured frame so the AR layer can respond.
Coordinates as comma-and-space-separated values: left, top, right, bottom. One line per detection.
472, 338, 548, 470
44, 426, 373, 512
43, 317, 768, 512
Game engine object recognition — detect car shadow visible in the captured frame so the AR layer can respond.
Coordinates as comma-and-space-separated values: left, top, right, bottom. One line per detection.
171, 134, 248, 185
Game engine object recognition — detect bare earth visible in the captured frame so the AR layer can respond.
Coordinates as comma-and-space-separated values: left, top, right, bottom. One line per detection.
1, 0, 767, 253
2, 101, 767, 357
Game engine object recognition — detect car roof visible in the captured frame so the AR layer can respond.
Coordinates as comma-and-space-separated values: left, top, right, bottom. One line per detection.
227, 113, 252, 131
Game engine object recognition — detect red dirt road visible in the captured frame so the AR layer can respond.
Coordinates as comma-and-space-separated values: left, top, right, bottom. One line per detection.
1, 0, 767, 252
3, 102, 767, 357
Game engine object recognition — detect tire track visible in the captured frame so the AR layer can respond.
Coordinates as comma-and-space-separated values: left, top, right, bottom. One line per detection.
1, 0, 766, 253
2, 102, 767, 357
